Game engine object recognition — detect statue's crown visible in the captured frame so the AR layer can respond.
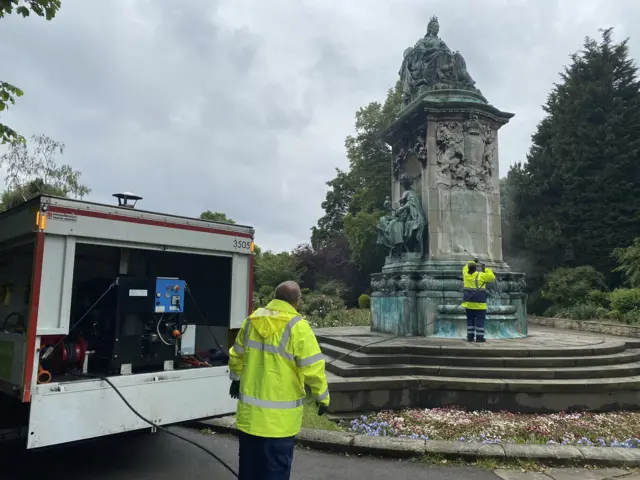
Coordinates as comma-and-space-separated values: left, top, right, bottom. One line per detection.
428, 16, 438, 26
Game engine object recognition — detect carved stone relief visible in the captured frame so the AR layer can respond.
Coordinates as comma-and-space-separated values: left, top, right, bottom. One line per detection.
393, 126, 427, 179
435, 114, 496, 191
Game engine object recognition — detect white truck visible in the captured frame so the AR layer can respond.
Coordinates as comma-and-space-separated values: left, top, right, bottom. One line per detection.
0, 193, 253, 449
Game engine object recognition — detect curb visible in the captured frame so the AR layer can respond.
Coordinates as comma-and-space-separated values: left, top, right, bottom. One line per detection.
195, 417, 640, 468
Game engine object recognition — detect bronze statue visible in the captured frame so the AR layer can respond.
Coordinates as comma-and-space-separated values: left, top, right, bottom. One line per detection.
376, 174, 427, 257
399, 16, 481, 106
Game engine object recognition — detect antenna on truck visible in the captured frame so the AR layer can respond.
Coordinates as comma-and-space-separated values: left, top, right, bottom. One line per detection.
112, 192, 143, 209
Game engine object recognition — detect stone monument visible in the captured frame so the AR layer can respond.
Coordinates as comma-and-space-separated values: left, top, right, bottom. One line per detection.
370, 16, 527, 339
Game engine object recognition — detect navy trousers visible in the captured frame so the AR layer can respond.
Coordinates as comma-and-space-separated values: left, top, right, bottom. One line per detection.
466, 308, 486, 340
238, 431, 296, 480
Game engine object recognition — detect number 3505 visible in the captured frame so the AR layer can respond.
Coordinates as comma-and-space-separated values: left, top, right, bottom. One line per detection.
234, 239, 252, 250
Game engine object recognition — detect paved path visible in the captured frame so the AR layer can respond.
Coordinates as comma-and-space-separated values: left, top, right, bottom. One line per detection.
0, 428, 635, 479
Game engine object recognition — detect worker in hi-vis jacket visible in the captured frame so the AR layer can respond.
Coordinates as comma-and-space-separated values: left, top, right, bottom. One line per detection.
461, 260, 496, 343
228, 280, 330, 480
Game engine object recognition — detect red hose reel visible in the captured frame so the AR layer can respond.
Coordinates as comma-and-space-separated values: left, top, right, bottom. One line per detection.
50, 336, 88, 372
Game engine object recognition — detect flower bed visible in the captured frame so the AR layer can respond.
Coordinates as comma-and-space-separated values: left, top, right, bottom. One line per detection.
342, 408, 640, 448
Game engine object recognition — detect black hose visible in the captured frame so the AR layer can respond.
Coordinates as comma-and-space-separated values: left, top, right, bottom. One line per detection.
69, 371, 239, 478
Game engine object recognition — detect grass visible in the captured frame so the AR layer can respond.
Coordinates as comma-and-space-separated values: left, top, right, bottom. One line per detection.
302, 397, 340, 431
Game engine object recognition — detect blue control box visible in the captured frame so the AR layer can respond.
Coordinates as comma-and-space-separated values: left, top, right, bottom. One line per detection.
154, 277, 186, 314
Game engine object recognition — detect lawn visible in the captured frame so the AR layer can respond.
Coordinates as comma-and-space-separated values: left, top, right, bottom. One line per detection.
342, 407, 640, 448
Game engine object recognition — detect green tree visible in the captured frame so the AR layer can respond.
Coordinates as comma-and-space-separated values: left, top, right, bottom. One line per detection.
254, 251, 305, 290
312, 82, 402, 277
541, 266, 607, 308
507, 28, 640, 285
199, 211, 236, 224
0, 134, 90, 210
613, 238, 640, 287
0, 1, 62, 144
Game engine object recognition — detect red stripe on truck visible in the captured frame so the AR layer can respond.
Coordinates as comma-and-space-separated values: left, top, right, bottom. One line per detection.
248, 254, 254, 315
23, 232, 45, 403
47, 206, 253, 239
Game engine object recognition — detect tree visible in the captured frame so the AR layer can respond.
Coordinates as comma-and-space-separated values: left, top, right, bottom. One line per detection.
312, 83, 402, 278
506, 29, 640, 285
199, 211, 236, 224
0, 134, 90, 210
254, 251, 305, 290
613, 237, 640, 287
294, 234, 365, 304
541, 266, 608, 308
0, 1, 62, 144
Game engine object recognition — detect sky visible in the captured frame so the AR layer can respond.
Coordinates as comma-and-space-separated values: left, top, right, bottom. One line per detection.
0, 0, 637, 252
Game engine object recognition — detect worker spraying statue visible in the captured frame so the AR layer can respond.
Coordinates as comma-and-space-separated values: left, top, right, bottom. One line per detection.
462, 260, 496, 343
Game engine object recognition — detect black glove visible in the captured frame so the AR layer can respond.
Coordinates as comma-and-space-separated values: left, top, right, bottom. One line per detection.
317, 404, 329, 416
229, 380, 240, 399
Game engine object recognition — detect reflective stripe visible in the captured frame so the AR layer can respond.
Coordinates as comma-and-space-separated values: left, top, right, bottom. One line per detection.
316, 389, 329, 402
280, 316, 304, 350
242, 315, 303, 363
232, 343, 244, 355
244, 321, 251, 345
246, 339, 279, 354
239, 393, 304, 409
229, 372, 240, 381
297, 352, 324, 367
246, 339, 295, 361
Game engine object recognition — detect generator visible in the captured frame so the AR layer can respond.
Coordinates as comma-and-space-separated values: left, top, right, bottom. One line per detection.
44, 276, 197, 376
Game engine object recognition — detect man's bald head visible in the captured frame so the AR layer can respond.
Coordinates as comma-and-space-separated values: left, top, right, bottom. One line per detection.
275, 281, 302, 307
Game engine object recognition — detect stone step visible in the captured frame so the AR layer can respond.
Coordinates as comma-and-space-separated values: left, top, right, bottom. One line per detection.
323, 354, 640, 380
324, 371, 640, 413
319, 343, 640, 368
316, 334, 628, 358
325, 371, 640, 394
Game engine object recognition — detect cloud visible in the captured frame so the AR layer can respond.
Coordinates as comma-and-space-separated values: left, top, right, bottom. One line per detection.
0, 0, 636, 251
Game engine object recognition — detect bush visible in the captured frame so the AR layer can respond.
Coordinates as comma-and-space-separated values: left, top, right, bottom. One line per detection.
622, 309, 640, 325
610, 288, 640, 314
555, 302, 601, 320
587, 290, 610, 308
541, 266, 607, 308
307, 309, 371, 329
317, 280, 347, 297
358, 294, 371, 309
299, 292, 344, 319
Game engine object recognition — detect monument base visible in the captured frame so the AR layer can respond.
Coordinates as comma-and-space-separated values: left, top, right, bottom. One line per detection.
370, 255, 527, 339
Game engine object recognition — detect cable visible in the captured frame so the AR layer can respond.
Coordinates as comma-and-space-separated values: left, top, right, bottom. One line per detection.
1, 311, 25, 333
41, 281, 116, 360
156, 315, 172, 346
69, 370, 239, 478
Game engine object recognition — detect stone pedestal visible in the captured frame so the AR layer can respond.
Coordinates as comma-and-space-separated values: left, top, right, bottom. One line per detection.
371, 93, 528, 339
370, 256, 527, 339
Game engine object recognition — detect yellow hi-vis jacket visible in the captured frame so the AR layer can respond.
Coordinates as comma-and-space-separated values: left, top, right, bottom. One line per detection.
228, 299, 330, 438
461, 264, 496, 311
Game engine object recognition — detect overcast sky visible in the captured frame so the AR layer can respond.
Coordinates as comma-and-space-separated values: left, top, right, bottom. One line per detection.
0, 0, 637, 252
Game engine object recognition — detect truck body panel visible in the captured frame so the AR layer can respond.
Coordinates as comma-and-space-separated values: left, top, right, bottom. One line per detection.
0, 195, 254, 448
